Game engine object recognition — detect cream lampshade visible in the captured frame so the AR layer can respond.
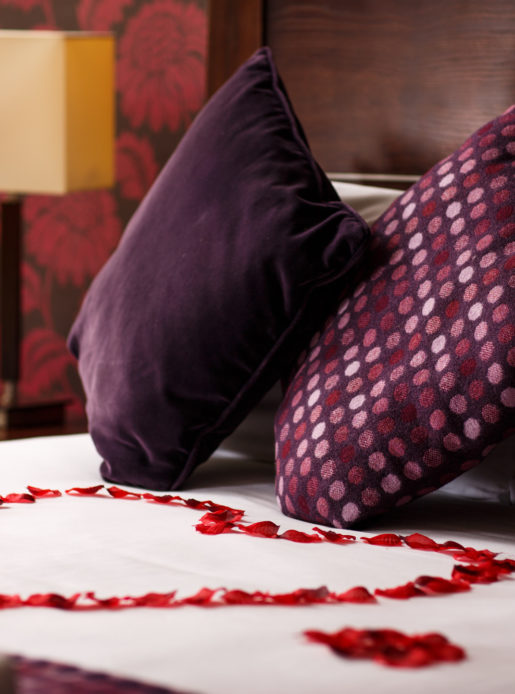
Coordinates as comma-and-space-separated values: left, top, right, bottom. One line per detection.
0, 30, 115, 429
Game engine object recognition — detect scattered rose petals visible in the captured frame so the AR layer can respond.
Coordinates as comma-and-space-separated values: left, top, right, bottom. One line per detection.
26, 486, 61, 498
364, 533, 403, 546
336, 586, 376, 604
65, 485, 105, 496
279, 529, 322, 543
375, 582, 424, 600
404, 533, 440, 550
312, 528, 356, 544
106, 486, 142, 500
305, 627, 466, 667
1, 493, 35, 503
239, 521, 280, 538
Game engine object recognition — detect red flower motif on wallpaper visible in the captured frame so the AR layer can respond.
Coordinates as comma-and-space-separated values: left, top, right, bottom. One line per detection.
24, 192, 121, 287
18, 328, 76, 398
77, 0, 134, 31
117, 132, 159, 200
0, 0, 56, 26
117, 0, 206, 131
0, 0, 44, 9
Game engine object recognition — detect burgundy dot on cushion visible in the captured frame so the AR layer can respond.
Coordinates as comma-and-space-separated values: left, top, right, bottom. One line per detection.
275, 105, 515, 528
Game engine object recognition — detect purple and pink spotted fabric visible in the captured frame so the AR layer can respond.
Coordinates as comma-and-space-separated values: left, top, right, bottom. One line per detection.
275, 106, 515, 528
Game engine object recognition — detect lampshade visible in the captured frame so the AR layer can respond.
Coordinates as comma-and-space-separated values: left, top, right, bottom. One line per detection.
0, 30, 114, 195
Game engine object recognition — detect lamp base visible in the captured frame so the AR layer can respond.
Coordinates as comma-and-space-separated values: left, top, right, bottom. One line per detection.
0, 399, 68, 430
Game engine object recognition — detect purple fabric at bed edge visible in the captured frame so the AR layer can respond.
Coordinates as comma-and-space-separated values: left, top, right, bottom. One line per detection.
67, 47, 369, 490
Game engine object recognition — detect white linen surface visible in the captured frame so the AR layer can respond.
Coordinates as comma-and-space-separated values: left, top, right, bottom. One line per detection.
1, 434, 514, 693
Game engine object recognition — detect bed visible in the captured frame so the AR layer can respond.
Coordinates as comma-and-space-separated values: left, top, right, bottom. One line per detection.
1, 1, 514, 692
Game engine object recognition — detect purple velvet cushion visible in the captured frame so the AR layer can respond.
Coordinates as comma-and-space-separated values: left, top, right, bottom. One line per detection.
275, 106, 515, 528
68, 47, 369, 490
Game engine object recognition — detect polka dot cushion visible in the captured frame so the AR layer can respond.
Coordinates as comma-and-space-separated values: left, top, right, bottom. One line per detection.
275, 106, 515, 528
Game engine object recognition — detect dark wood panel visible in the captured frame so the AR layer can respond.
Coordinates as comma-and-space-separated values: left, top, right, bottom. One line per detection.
267, 0, 515, 174
207, 0, 264, 96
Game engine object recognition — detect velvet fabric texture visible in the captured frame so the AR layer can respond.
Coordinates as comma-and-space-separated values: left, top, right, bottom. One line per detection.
68, 47, 369, 490
275, 106, 515, 528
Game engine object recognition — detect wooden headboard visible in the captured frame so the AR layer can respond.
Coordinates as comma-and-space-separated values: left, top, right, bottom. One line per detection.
208, 0, 515, 177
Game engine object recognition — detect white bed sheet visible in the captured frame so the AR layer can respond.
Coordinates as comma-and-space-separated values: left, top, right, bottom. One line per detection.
1, 434, 514, 693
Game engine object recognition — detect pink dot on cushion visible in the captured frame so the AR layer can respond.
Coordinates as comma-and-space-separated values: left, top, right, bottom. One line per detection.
300, 457, 312, 476
439, 372, 456, 391
467, 187, 484, 203
450, 217, 465, 235
460, 158, 476, 173
370, 380, 386, 398
403, 461, 423, 480
428, 216, 442, 234
444, 433, 461, 451
491, 175, 508, 189
450, 394, 467, 414
381, 474, 401, 494
441, 186, 457, 201
297, 439, 308, 457
330, 407, 344, 425
362, 488, 380, 506
368, 452, 386, 471
430, 409, 446, 430
413, 369, 430, 386
459, 146, 474, 162
372, 397, 389, 415
493, 304, 509, 322
312, 422, 326, 439
359, 429, 374, 448
471, 202, 487, 219
351, 411, 366, 429
285, 496, 296, 514
464, 418, 481, 439
329, 480, 346, 500
438, 161, 453, 175
277, 476, 284, 496
342, 503, 360, 523
487, 362, 503, 384
482, 147, 499, 160
474, 321, 488, 341
316, 497, 329, 518
480, 341, 495, 361
320, 459, 336, 479
314, 439, 329, 458
501, 387, 515, 408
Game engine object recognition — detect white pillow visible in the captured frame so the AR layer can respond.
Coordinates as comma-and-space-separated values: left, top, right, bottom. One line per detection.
439, 435, 515, 505
330, 180, 401, 225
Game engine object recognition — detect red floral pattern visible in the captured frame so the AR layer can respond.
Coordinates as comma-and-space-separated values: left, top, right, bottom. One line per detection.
77, 0, 134, 30
0, 0, 207, 412
117, 132, 160, 200
24, 192, 121, 286
117, 0, 206, 131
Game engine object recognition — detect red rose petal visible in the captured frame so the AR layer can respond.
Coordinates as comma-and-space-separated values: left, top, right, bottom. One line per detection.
336, 586, 376, 603
239, 521, 280, 538
313, 527, 356, 543
404, 533, 440, 550
305, 627, 465, 668
375, 581, 424, 600
280, 529, 322, 543
26, 486, 61, 498
106, 486, 142, 499
65, 485, 104, 496
364, 533, 403, 546
1, 493, 35, 503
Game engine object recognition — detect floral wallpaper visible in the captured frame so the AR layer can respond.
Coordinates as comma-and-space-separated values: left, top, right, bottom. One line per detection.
0, 0, 207, 418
